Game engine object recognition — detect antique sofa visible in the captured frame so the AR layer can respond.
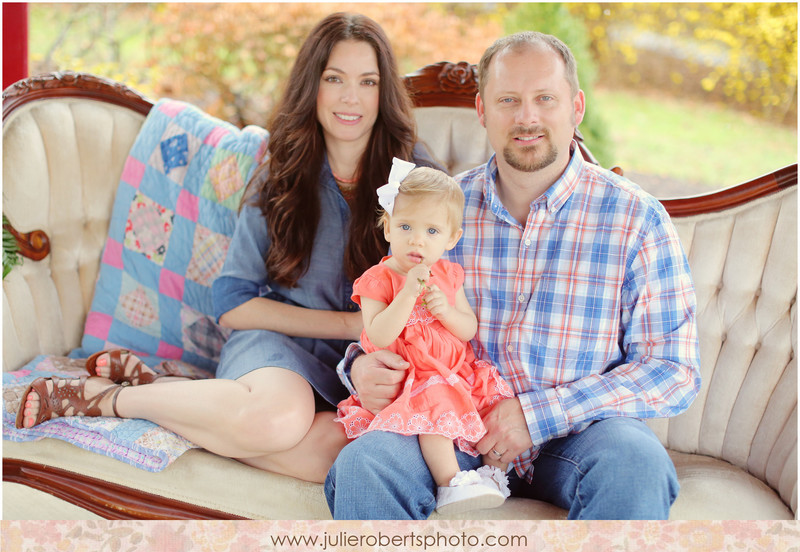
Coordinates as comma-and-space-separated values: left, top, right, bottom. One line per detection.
3, 64, 797, 520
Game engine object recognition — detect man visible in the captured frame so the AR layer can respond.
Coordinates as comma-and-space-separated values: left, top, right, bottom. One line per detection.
325, 32, 701, 520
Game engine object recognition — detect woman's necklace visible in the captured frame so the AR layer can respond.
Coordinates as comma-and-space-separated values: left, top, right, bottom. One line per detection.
332, 171, 357, 185
332, 171, 357, 203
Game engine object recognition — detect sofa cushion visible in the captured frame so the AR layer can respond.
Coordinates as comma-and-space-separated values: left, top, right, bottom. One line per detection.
5, 438, 792, 519
1, 437, 568, 520
73, 100, 268, 371
412, 106, 493, 176
668, 450, 794, 520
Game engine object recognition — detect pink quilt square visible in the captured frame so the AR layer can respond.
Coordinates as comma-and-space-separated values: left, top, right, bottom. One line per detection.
159, 269, 185, 300
101, 238, 124, 270
121, 157, 146, 188
204, 126, 230, 147
84, 312, 113, 340
157, 341, 184, 360
176, 189, 199, 222
157, 101, 187, 117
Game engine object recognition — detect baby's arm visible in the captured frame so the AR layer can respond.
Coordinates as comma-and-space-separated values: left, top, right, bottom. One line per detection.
360, 263, 435, 347
360, 289, 418, 348
424, 285, 477, 342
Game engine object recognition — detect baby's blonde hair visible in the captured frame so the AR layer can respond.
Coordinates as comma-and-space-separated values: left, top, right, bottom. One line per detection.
379, 167, 464, 234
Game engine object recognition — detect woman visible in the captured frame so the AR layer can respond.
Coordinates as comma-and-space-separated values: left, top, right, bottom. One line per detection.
15, 12, 437, 484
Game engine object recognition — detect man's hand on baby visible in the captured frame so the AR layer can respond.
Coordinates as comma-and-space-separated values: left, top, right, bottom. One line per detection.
352, 350, 409, 414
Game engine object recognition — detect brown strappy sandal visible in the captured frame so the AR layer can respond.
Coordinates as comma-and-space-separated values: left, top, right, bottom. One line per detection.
14, 376, 124, 429
85, 349, 178, 386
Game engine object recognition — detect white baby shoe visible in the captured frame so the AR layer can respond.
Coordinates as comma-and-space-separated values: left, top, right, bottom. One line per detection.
476, 464, 511, 498
435, 469, 506, 515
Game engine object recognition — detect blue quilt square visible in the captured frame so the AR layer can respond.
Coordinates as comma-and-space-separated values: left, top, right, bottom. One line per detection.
160, 134, 189, 175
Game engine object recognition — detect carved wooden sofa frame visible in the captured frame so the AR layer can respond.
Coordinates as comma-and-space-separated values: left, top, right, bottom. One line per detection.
3, 64, 797, 520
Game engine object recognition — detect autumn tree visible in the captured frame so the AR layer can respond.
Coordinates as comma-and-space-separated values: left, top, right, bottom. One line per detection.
149, 3, 501, 127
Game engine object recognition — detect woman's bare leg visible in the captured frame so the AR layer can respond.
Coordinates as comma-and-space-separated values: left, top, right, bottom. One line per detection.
21, 363, 320, 461
238, 411, 349, 483
115, 367, 318, 456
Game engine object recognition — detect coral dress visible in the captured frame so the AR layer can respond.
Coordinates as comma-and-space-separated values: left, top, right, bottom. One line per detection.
336, 257, 514, 456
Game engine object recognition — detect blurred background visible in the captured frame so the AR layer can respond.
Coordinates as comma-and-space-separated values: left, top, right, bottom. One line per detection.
16, 2, 798, 198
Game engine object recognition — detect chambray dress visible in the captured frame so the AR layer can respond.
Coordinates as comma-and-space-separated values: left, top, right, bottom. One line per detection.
212, 146, 436, 406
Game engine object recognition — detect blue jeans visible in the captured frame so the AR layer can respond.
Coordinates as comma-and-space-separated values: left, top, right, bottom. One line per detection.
324, 417, 679, 520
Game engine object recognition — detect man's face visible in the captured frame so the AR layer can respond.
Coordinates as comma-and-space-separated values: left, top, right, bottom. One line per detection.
477, 44, 585, 177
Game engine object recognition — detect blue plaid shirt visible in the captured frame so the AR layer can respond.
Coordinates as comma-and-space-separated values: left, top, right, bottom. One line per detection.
340, 145, 701, 481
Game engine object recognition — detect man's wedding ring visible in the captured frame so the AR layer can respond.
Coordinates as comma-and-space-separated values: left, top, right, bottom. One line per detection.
491, 448, 503, 458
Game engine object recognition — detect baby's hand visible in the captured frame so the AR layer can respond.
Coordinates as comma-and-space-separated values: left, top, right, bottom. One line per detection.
423, 284, 450, 319
405, 264, 431, 297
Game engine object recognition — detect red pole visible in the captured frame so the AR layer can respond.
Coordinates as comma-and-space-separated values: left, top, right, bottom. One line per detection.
3, 3, 29, 89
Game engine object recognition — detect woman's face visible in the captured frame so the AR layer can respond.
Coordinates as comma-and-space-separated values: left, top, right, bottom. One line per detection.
316, 39, 381, 153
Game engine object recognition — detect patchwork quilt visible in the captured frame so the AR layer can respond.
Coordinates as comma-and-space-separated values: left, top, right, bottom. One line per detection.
3, 99, 269, 470
75, 99, 268, 370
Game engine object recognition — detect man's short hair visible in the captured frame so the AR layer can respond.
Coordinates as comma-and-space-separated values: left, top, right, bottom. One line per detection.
478, 32, 580, 97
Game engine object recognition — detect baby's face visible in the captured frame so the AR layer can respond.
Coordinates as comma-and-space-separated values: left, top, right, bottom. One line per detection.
384, 194, 462, 275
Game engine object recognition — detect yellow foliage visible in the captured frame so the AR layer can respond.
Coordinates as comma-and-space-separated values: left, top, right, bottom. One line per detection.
570, 2, 797, 123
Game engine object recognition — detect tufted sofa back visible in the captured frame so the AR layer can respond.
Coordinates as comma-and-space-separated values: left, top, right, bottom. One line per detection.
660, 188, 797, 512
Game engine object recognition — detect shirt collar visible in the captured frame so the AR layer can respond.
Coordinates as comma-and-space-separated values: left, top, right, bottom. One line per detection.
483, 140, 585, 218
320, 153, 338, 191
481, 157, 510, 223
545, 140, 584, 213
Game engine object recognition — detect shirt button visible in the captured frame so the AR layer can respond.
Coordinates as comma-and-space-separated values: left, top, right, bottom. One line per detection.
518, 294, 525, 302
524, 238, 531, 246
507, 344, 514, 352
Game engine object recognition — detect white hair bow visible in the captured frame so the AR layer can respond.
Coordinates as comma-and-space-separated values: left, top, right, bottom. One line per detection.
376, 157, 416, 216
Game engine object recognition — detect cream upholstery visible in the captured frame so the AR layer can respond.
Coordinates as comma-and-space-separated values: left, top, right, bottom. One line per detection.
658, 192, 798, 515
3, 99, 145, 370
3, 92, 796, 520
413, 106, 494, 175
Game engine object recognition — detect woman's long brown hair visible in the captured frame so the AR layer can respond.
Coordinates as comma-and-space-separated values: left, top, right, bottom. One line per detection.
248, 13, 417, 288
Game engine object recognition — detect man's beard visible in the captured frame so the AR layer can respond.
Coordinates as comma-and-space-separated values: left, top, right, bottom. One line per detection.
502, 126, 558, 173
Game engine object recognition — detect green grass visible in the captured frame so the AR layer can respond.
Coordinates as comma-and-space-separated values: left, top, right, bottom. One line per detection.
591, 87, 797, 192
